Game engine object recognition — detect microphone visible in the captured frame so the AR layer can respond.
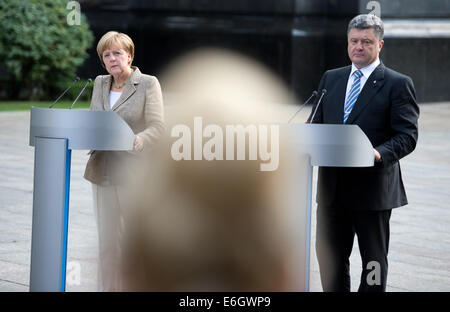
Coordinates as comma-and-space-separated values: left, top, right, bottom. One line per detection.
287, 90, 318, 123
70, 78, 92, 109
49, 77, 80, 108
308, 89, 327, 124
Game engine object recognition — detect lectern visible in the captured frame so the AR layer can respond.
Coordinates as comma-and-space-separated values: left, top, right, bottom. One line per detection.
28, 107, 134, 292
283, 124, 374, 292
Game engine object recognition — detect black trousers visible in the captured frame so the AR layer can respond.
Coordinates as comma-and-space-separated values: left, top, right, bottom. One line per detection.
315, 204, 392, 292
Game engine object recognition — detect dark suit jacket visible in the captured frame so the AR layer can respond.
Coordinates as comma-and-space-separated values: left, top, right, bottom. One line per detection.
308, 62, 419, 211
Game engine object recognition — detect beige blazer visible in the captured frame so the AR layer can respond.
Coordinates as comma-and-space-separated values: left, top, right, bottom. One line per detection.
84, 66, 165, 185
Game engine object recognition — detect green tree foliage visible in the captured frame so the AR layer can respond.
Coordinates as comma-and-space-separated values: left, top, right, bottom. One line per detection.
0, 0, 94, 100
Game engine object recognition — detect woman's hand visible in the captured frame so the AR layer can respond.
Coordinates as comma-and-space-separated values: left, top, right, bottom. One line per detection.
134, 135, 144, 152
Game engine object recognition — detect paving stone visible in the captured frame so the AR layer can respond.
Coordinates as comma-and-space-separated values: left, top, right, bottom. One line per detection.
0, 103, 449, 292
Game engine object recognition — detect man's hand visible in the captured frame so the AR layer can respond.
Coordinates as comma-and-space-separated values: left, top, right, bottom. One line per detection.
374, 148, 381, 162
134, 135, 144, 152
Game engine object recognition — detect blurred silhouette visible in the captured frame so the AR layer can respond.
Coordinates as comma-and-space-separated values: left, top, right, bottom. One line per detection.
117, 48, 306, 291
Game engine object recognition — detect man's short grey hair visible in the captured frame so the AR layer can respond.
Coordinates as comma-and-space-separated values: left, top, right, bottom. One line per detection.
347, 14, 384, 40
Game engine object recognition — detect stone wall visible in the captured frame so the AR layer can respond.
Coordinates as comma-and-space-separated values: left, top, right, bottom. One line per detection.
78, 0, 450, 102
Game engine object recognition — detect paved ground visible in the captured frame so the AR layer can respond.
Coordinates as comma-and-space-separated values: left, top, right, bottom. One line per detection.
0, 102, 449, 292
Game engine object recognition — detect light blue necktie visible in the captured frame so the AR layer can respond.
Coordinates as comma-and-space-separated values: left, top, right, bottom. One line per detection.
343, 69, 363, 124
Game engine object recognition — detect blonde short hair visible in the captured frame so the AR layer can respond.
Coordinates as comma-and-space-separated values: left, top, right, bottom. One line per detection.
97, 31, 135, 66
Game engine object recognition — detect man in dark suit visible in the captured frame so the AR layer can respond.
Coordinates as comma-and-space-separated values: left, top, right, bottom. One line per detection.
308, 14, 419, 292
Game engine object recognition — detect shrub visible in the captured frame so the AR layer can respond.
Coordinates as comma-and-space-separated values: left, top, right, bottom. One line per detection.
0, 0, 94, 100
66, 78, 94, 103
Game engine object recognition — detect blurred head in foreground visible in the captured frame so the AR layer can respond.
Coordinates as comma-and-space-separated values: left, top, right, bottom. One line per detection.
119, 48, 304, 291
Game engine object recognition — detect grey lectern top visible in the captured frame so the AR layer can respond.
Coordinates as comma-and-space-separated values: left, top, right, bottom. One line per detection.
29, 107, 134, 292
30, 107, 134, 150
281, 123, 374, 292
285, 123, 374, 167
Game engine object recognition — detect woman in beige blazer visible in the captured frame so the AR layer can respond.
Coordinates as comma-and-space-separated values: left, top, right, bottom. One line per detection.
83, 31, 164, 291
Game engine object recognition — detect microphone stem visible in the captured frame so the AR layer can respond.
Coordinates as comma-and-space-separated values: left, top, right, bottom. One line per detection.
309, 90, 326, 124
70, 79, 91, 109
49, 78, 79, 108
288, 91, 317, 124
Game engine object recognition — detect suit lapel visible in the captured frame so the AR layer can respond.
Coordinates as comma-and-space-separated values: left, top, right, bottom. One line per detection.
346, 63, 385, 124
329, 66, 351, 124
102, 75, 111, 111
112, 67, 141, 111
112, 82, 136, 111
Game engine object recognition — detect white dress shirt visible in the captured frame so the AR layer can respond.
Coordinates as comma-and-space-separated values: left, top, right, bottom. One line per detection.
344, 58, 380, 107
109, 90, 122, 109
